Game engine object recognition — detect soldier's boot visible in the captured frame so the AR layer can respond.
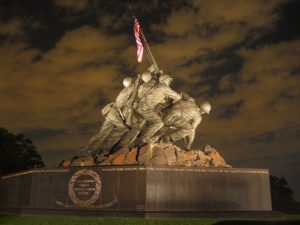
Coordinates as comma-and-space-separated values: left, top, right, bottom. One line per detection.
149, 126, 168, 143
162, 135, 174, 144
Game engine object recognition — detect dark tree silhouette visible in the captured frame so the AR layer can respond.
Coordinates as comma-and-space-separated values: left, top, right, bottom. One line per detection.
270, 175, 300, 213
0, 127, 44, 176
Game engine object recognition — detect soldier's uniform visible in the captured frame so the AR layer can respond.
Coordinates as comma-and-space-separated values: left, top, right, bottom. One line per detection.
162, 98, 202, 150
101, 77, 144, 152
138, 78, 157, 99
116, 78, 157, 148
85, 83, 134, 156
137, 82, 181, 144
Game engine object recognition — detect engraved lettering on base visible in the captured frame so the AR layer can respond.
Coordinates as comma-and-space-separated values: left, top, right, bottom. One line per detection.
68, 169, 101, 207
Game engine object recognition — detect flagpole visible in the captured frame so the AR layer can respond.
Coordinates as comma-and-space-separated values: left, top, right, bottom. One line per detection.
139, 29, 159, 71
140, 32, 153, 66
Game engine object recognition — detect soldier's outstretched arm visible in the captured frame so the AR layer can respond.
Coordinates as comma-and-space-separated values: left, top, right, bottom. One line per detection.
165, 87, 181, 103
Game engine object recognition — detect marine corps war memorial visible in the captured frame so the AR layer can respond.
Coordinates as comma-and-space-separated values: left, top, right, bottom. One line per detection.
0, 16, 272, 218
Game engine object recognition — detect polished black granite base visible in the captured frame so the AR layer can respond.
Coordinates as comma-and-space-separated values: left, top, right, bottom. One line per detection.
0, 166, 272, 217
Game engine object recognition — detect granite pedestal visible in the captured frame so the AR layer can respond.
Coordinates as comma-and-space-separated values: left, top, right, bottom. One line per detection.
0, 166, 272, 217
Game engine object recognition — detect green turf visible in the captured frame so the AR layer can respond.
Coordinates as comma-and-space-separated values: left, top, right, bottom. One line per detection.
0, 214, 299, 225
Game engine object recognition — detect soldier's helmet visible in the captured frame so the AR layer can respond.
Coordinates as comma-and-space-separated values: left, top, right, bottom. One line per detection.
141, 72, 152, 82
199, 101, 211, 114
159, 74, 173, 85
123, 77, 133, 87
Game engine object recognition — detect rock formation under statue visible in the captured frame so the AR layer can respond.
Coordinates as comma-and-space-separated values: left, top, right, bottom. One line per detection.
64, 144, 231, 168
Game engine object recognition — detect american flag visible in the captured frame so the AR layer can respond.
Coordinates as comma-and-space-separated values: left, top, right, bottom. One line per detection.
134, 18, 144, 63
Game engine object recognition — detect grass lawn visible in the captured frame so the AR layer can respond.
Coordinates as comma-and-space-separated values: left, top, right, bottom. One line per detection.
0, 214, 300, 225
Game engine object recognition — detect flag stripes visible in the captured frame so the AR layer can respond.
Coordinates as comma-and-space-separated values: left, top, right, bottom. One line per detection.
134, 18, 144, 63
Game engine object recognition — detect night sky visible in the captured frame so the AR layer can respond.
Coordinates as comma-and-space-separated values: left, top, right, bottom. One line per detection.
1, 0, 300, 200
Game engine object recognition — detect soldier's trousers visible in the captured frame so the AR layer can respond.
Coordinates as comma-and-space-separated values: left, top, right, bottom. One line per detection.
138, 110, 164, 144
115, 127, 140, 148
85, 110, 127, 155
116, 114, 146, 149
165, 120, 193, 143
101, 126, 129, 152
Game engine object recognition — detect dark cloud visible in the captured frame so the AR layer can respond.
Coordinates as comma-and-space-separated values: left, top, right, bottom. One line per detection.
53, 0, 90, 12
249, 0, 300, 47
245, 131, 276, 144
216, 100, 243, 119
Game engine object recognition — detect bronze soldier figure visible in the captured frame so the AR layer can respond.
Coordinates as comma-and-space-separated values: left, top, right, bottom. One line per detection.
101, 75, 142, 152
116, 72, 158, 148
84, 77, 134, 156
162, 100, 211, 149
136, 74, 181, 145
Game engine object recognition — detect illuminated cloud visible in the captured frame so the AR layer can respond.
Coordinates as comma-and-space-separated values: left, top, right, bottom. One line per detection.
0, 24, 131, 152
211, 39, 300, 141
0, 19, 24, 36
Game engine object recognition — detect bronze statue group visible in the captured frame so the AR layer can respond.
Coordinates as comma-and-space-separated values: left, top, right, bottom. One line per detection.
84, 67, 211, 160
